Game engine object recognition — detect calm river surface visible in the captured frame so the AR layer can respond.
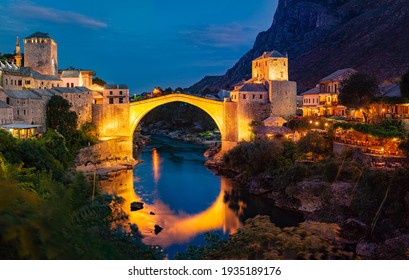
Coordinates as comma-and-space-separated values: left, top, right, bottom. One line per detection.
102, 136, 303, 258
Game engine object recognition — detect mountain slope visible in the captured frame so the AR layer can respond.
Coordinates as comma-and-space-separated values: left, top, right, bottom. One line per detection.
189, 0, 409, 93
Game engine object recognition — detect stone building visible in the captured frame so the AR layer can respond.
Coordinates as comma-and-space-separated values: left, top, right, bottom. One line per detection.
0, 100, 13, 125
0, 89, 45, 125
103, 84, 129, 104
301, 68, 355, 117
59, 67, 94, 88
229, 50, 297, 140
24, 32, 58, 76
0, 60, 22, 90
53, 87, 93, 125
20, 67, 62, 89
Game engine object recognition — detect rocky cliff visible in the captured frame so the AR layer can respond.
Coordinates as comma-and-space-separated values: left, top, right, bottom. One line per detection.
189, 0, 409, 92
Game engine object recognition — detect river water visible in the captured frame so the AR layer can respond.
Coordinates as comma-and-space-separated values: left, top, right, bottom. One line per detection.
101, 136, 303, 258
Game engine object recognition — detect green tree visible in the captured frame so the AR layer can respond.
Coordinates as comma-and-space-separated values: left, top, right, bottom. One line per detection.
46, 95, 78, 139
400, 69, 409, 100
177, 216, 354, 260
297, 131, 331, 160
92, 77, 106, 86
339, 72, 378, 122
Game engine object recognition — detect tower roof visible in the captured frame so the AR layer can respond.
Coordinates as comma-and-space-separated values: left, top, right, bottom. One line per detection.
25, 32, 51, 39
255, 50, 286, 60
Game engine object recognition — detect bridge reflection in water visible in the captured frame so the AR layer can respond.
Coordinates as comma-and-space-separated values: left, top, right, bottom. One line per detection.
100, 169, 241, 248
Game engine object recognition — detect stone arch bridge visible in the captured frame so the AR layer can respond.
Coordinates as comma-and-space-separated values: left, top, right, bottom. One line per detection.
91, 93, 267, 163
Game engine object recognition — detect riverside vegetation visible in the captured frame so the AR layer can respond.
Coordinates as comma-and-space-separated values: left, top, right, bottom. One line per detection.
0, 96, 164, 259
183, 130, 409, 260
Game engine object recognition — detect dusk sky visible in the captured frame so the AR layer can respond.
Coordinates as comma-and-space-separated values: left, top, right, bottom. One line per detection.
0, 0, 278, 93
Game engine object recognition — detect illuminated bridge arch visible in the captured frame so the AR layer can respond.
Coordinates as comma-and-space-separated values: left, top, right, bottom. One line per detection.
129, 93, 224, 136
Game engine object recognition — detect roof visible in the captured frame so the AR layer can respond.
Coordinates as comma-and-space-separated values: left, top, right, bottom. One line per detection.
0, 123, 42, 129
379, 83, 401, 98
254, 50, 286, 60
263, 116, 287, 126
0, 100, 12, 109
61, 70, 81, 78
234, 83, 268, 92
104, 84, 129, 89
59, 67, 95, 75
29, 88, 59, 97
0, 60, 19, 72
257, 126, 293, 135
53, 87, 90, 93
301, 86, 320, 95
2, 90, 42, 100
20, 67, 61, 81
320, 68, 356, 82
25, 32, 51, 39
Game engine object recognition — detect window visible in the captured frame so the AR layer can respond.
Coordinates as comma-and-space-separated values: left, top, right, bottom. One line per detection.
280, 72, 284, 78
260, 94, 263, 99
109, 98, 114, 104
6, 97, 9, 104
334, 84, 338, 93
5, 79, 7, 85
243, 94, 247, 99
110, 91, 113, 95
17, 110, 19, 115
25, 80, 31, 85
252, 94, 255, 99
71, 83, 74, 87
119, 91, 123, 95
119, 97, 124, 104
66, 83, 69, 87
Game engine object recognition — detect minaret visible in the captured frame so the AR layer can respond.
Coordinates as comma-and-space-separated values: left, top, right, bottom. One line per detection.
14, 36, 22, 68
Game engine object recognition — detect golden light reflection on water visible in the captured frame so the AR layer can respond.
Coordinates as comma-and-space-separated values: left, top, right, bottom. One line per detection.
152, 148, 160, 184
100, 170, 242, 248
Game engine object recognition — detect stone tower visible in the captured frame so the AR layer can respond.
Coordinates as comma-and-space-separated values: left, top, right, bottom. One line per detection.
253, 51, 296, 117
14, 36, 22, 68
24, 32, 58, 76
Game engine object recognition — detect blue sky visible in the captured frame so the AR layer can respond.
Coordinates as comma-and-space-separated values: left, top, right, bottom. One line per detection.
0, 0, 278, 93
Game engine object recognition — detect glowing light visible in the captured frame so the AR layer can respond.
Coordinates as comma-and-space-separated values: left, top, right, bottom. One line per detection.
315, 121, 319, 126
152, 148, 161, 184
324, 123, 329, 127
309, 120, 313, 124
100, 171, 241, 248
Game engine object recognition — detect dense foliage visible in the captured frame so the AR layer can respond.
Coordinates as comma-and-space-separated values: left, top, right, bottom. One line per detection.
0, 125, 163, 260
296, 131, 332, 160
176, 216, 354, 260
351, 168, 409, 240
400, 69, 409, 100
339, 72, 378, 122
223, 140, 296, 178
333, 119, 407, 139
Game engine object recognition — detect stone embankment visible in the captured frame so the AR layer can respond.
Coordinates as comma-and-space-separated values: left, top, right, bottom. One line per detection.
75, 139, 139, 176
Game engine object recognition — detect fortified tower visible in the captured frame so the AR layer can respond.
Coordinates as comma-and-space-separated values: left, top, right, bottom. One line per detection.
14, 36, 22, 68
229, 51, 297, 141
254, 51, 297, 117
24, 32, 58, 76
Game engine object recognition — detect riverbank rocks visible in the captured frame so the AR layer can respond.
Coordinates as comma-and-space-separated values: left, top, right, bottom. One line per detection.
248, 176, 275, 195
356, 241, 378, 259
286, 179, 328, 212
328, 182, 354, 207
376, 235, 409, 260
